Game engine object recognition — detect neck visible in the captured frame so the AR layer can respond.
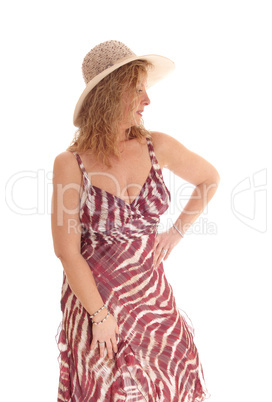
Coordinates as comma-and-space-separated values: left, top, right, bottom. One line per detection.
117, 128, 131, 142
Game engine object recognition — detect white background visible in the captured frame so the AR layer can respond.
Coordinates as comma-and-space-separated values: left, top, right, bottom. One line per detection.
1, 1, 271, 401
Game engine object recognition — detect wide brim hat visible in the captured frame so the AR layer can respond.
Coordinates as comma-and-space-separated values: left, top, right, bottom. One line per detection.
73, 40, 175, 127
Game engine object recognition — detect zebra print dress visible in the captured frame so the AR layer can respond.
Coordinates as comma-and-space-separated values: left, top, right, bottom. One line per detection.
57, 136, 209, 401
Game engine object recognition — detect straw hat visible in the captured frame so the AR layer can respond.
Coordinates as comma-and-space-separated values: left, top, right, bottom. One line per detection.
73, 40, 175, 127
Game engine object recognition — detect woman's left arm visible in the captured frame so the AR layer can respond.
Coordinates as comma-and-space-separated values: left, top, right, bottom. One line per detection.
151, 131, 220, 267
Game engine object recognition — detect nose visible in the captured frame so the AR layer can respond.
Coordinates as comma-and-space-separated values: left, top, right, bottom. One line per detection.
142, 90, 151, 106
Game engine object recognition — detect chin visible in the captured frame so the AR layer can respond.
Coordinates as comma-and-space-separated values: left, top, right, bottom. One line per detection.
134, 116, 143, 126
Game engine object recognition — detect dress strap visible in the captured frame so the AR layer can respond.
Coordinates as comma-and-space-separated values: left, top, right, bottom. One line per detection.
72, 152, 91, 183
72, 138, 160, 182
146, 136, 161, 171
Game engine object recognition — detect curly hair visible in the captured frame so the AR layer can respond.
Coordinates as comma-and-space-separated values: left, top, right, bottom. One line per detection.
66, 59, 154, 168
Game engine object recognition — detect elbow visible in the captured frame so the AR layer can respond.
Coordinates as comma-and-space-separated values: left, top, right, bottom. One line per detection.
202, 169, 220, 187
54, 251, 66, 264
52, 243, 64, 261
200, 168, 220, 194
52, 240, 81, 263
54, 250, 68, 263
54, 249, 82, 266
55, 251, 64, 261
208, 169, 220, 198
212, 169, 220, 186
207, 165, 220, 187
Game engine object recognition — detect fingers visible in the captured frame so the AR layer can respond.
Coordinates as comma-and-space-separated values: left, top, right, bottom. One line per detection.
99, 341, 106, 358
162, 248, 171, 261
105, 340, 112, 359
153, 247, 168, 267
91, 334, 119, 359
153, 242, 175, 267
111, 336, 118, 354
153, 228, 183, 267
90, 339, 96, 350
96, 337, 118, 359
153, 235, 160, 249
153, 237, 170, 267
90, 315, 120, 360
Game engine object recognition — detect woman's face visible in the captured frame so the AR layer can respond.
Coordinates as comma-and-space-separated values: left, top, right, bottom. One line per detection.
121, 73, 151, 130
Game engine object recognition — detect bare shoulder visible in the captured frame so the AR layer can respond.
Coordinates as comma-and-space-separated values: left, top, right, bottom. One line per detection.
53, 151, 82, 186
54, 150, 77, 166
150, 131, 181, 147
150, 131, 186, 169
150, 131, 220, 185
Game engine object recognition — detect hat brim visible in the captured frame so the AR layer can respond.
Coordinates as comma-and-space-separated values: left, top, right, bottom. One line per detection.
73, 54, 175, 127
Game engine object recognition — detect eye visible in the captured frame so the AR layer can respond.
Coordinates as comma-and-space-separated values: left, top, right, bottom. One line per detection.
136, 88, 143, 94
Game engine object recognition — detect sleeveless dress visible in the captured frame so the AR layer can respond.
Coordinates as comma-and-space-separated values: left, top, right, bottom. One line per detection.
57, 136, 209, 402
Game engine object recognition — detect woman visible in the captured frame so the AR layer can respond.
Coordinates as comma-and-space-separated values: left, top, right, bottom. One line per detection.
51, 40, 219, 401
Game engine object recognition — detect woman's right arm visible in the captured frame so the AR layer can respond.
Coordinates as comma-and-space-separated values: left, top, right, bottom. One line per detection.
51, 152, 119, 358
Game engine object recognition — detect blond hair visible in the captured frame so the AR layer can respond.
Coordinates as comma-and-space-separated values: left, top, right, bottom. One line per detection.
66, 60, 153, 168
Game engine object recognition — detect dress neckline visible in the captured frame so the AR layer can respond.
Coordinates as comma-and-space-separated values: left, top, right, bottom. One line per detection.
90, 164, 155, 207
73, 136, 162, 208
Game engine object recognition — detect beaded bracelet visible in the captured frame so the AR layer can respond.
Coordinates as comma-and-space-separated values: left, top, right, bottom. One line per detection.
89, 303, 106, 319
92, 310, 110, 325
173, 224, 184, 238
